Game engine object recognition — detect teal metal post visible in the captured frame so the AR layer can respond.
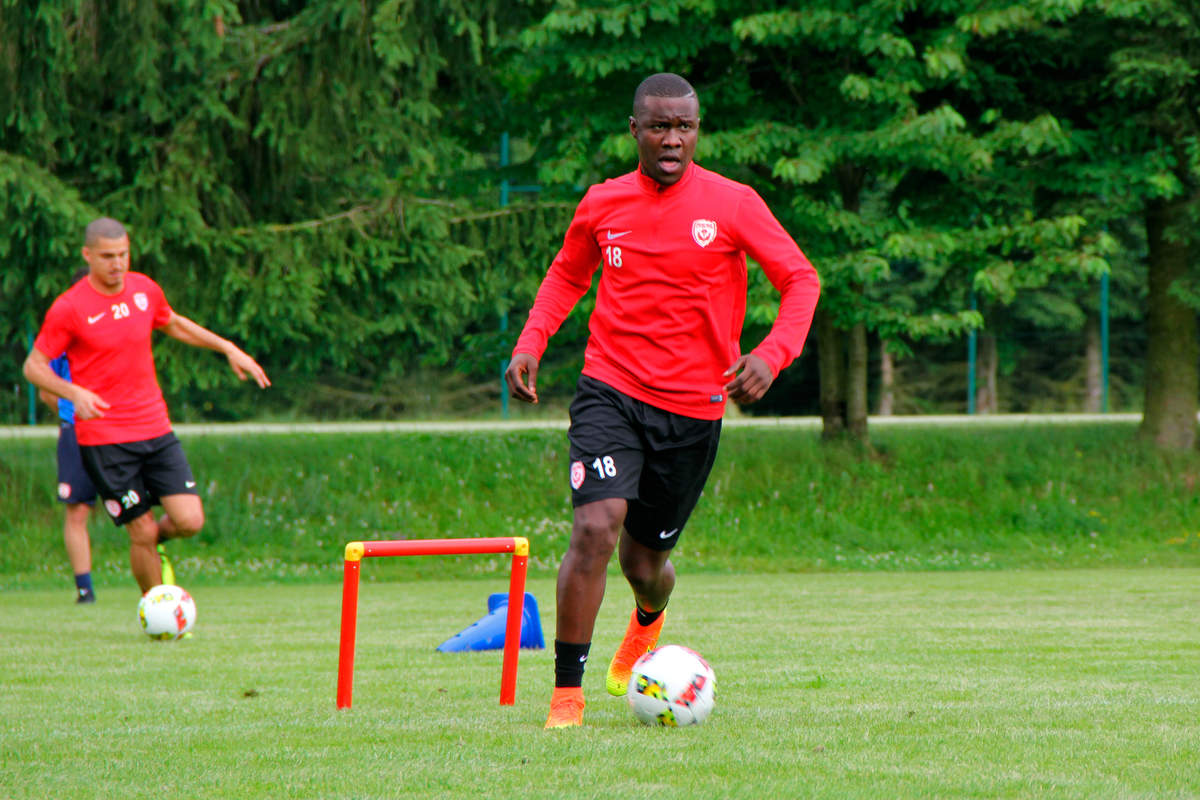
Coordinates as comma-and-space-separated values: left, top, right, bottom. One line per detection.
967, 292, 977, 415
499, 132, 511, 419
500, 319, 510, 420
26, 328, 36, 425
500, 131, 511, 208
1100, 272, 1110, 412
496, 132, 541, 420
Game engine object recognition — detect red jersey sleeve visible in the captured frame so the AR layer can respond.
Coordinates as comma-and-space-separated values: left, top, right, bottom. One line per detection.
33, 294, 78, 360
149, 281, 173, 327
512, 192, 602, 360
731, 189, 821, 377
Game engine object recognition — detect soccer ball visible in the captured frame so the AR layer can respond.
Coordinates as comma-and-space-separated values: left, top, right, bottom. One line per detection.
627, 644, 716, 727
137, 584, 196, 640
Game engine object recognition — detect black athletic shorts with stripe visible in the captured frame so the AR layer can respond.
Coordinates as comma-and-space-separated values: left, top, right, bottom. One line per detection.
80, 432, 198, 526
567, 375, 721, 551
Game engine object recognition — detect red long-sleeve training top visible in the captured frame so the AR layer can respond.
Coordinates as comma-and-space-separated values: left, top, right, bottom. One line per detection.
513, 162, 820, 420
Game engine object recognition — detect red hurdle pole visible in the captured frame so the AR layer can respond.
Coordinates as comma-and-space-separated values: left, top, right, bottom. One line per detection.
336, 542, 364, 709
500, 540, 530, 705
336, 537, 530, 710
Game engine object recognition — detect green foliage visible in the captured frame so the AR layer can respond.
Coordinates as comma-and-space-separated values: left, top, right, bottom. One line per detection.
503, 0, 1116, 382
0, 153, 98, 332
1, 0, 1190, 424
1, 0, 571, 421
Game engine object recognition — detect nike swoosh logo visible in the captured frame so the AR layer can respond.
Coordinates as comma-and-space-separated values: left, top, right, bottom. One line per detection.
185, 480, 196, 488
87, 313, 106, 324
606, 230, 632, 240
659, 528, 679, 539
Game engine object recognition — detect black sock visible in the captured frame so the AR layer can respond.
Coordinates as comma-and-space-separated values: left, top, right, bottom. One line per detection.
636, 605, 664, 627
554, 640, 591, 688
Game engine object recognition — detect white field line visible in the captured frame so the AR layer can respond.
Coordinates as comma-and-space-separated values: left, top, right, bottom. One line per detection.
0, 413, 1144, 440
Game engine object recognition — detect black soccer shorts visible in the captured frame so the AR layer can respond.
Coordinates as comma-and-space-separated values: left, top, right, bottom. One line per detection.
567, 375, 721, 551
56, 422, 97, 506
80, 432, 198, 526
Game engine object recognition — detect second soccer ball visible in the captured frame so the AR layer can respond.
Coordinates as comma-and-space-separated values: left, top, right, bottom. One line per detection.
137, 584, 197, 640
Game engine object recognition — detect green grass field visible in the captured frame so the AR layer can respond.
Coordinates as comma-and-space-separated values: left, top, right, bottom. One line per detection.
3, 570, 1198, 799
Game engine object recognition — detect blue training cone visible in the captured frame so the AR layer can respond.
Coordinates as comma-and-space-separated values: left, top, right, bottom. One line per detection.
436, 592, 545, 652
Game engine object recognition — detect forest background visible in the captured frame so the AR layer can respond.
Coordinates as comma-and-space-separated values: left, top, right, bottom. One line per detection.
3, 0, 1199, 450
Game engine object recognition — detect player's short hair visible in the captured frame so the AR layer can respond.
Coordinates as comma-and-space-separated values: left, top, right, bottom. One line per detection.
84, 217, 127, 245
632, 73, 698, 117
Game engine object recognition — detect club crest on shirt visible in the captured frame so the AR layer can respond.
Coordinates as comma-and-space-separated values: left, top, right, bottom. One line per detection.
691, 219, 717, 248
133, 292, 149, 312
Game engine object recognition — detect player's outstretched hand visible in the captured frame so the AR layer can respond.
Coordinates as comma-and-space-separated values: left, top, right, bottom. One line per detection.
505, 353, 539, 404
723, 353, 772, 404
227, 348, 271, 389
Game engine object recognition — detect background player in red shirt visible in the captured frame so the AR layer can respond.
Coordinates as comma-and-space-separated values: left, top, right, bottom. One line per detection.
505, 73, 820, 727
23, 218, 270, 595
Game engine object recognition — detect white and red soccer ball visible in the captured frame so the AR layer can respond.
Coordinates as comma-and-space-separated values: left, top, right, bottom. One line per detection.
627, 644, 716, 726
137, 584, 196, 640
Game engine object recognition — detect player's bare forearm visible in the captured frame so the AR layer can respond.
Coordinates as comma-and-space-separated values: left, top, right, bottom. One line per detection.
23, 350, 109, 419
23, 351, 73, 402
162, 313, 270, 388
38, 388, 59, 412
161, 313, 233, 353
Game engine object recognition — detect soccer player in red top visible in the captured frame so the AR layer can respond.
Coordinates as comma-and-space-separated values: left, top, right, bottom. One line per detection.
23, 217, 271, 595
505, 73, 820, 728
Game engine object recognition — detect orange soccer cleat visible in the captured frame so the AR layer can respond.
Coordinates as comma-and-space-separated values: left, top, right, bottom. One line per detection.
606, 609, 665, 696
544, 686, 585, 729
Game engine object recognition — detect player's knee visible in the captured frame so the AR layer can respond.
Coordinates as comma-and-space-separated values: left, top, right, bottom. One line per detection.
574, 515, 618, 540
619, 545, 672, 596
171, 507, 204, 537
126, 514, 159, 547
568, 529, 615, 569
621, 560, 661, 595
573, 499, 624, 536
570, 516, 622, 560
565, 499, 626, 570
65, 503, 91, 525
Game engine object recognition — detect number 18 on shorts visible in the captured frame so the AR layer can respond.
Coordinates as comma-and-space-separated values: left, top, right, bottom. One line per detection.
570, 452, 630, 497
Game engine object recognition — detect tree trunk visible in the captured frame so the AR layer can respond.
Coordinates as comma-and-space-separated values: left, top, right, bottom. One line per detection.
816, 310, 870, 442
847, 322, 868, 438
976, 332, 998, 414
819, 161, 871, 444
1084, 314, 1102, 413
878, 341, 894, 416
816, 306, 845, 439
1140, 197, 1198, 450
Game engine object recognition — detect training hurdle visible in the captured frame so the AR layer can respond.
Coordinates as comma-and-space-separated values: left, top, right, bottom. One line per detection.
336, 536, 530, 709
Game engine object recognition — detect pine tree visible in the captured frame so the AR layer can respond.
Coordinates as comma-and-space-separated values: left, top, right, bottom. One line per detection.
1, 0, 568, 420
